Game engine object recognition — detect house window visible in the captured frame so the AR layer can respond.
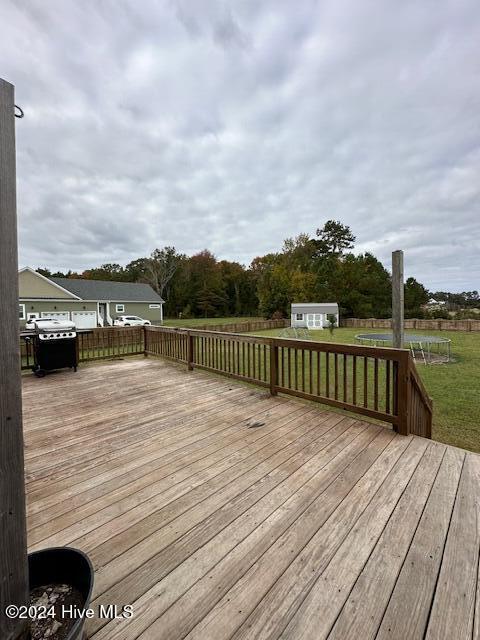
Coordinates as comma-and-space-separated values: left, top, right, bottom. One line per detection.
296, 313, 303, 320
19, 304, 26, 320
149, 304, 161, 309
116, 304, 125, 313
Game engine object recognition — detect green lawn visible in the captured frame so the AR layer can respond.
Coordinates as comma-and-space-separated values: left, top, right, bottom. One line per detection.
163, 317, 264, 328
250, 327, 480, 453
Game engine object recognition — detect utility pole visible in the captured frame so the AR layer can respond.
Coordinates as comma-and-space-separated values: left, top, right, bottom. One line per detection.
392, 250, 404, 349
0, 78, 29, 640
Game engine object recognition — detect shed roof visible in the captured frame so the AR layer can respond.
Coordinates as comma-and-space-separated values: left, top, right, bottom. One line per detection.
50, 277, 164, 302
291, 302, 339, 314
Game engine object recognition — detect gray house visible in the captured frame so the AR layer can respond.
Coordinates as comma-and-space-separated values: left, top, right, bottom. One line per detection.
19, 267, 164, 328
291, 302, 339, 330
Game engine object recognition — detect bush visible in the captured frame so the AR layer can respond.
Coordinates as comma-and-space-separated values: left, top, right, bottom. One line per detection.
326, 314, 337, 334
271, 310, 285, 320
180, 304, 193, 319
428, 308, 450, 319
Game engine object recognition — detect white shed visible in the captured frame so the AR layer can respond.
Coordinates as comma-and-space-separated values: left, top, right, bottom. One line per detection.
291, 303, 339, 329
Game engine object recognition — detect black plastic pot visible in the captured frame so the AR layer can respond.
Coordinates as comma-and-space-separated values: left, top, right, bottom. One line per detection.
28, 547, 94, 640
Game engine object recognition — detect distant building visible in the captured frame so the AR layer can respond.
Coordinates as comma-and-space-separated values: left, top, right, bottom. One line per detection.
18, 267, 164, 328
427, 298, 447, 306
291, 303, 339, 330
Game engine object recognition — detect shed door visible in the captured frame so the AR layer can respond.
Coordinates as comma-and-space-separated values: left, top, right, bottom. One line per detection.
71, 311, 97, 328
307, 313, 322, 328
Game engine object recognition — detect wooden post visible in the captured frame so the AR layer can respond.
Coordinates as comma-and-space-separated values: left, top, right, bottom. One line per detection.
395, 351, 410, 436
0, 78, 29, 640
143, 325, 148, 356
392, 250, 404, 349
269, 339, 278, 396
187, 331, 194, 370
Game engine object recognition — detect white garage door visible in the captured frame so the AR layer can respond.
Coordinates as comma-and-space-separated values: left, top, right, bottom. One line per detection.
71, 311, 97, 328
41, 311, 70, 321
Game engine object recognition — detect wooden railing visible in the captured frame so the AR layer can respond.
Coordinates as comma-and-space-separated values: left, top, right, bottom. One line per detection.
20, 327, 145, 369
144, 326, 433, 438
19, 325, 432, 438
77, 327, 144, 361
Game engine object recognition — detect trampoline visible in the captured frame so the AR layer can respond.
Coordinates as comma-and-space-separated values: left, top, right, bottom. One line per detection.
355, 333, 451, 364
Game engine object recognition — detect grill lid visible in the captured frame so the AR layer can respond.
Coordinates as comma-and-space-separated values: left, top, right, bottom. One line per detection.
33, 319, 76, 333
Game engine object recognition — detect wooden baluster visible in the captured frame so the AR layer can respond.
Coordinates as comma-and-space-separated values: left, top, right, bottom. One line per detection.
385, 360, 390, 413
301, 349, 305, 392
309, 350, 313, 395
269, 341, 278, 395
374, 358, 379, 411
316, 350, 321, 396
352, 355, 357, 405
393, 361, 398, 416
294, 349, 298, 390
187, 332, 193, 370
325, 352, 330, 397
364, 357, 368, 407
343, 354, 347, 403
334, 353, 339, 400
287, 348, 291, 389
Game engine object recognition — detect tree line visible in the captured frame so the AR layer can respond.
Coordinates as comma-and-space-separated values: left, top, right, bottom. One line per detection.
37, 221, 474, 319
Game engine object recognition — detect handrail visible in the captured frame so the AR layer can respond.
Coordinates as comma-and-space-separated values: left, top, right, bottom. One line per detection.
19, 325, 433, 438
144, 326, 433, 437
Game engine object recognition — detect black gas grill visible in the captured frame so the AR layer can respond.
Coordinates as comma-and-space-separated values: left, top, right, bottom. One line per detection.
26, 320, 78, 377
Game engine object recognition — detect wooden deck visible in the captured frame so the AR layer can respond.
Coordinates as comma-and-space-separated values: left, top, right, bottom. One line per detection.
23, 357, 480, 640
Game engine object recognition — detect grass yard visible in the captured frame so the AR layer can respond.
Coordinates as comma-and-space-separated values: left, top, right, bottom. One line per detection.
251, 327, 480, 453
164, 317, 264, 328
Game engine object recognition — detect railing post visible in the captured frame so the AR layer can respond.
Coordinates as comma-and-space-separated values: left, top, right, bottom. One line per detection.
187, 331, 194, 371
269, 339, 278, 396
396, 352, 410, 435
143, 326, 148, 357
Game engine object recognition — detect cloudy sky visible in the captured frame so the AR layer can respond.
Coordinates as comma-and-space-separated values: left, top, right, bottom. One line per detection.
2, 0, 479, 291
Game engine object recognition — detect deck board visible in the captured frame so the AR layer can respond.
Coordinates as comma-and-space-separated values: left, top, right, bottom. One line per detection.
22, 357, 480, 640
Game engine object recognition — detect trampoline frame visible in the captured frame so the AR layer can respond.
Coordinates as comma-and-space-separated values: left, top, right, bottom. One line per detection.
355, 333, 451, 365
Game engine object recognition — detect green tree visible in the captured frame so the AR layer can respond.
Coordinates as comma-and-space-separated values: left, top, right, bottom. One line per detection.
314, 220, 355, 256
252, 255, 291, 318
405, 277, 429, 317
187, 250, 227, 317
219, 260, 258, 316
82, 263, 126, 281
337, 253, 391, 318
125, 258, 149, 282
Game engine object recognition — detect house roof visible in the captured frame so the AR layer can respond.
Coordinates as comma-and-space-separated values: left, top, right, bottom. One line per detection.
50, 277, 164, 303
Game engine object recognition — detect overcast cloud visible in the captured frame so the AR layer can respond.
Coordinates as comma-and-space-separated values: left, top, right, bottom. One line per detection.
1, 0, 479, 290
